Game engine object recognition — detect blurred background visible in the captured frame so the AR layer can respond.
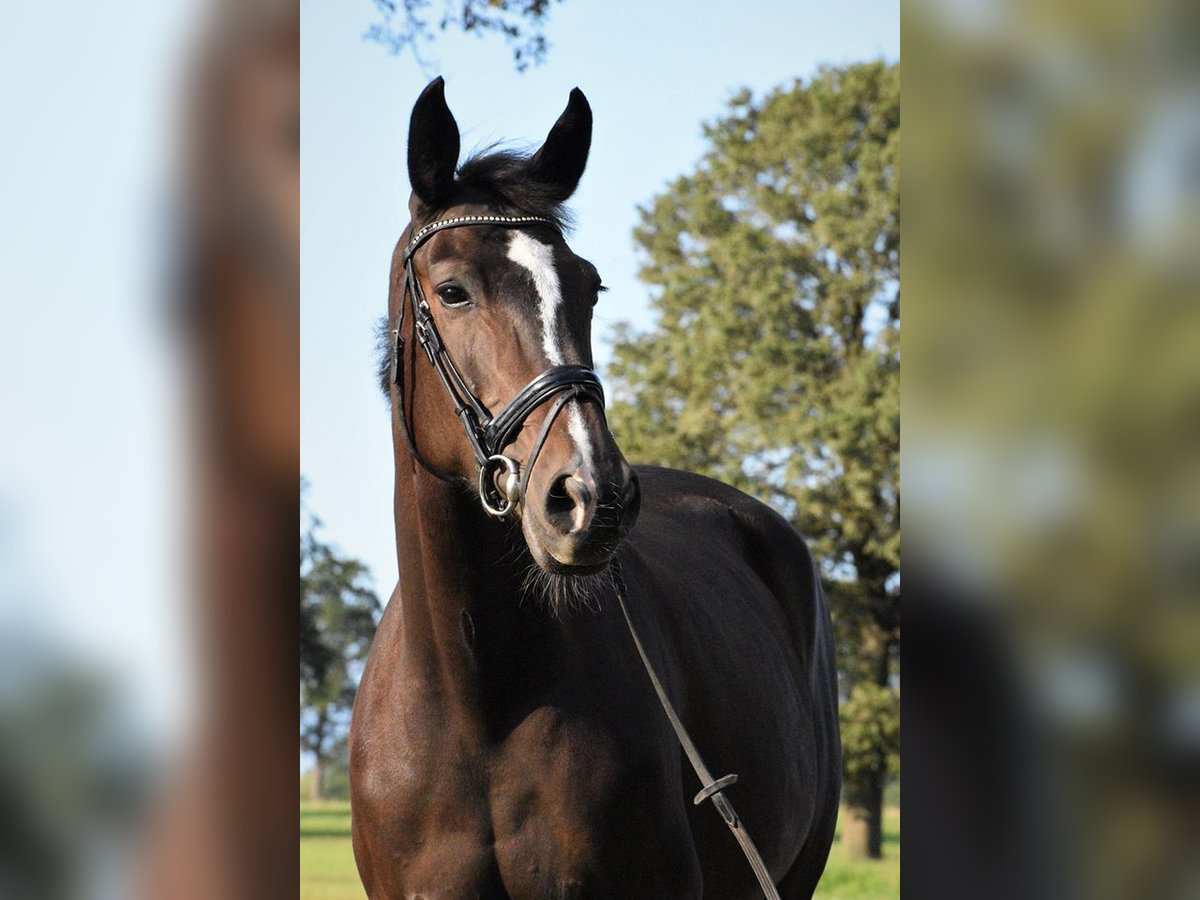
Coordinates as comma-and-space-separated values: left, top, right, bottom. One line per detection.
1, 0, 298, 896
904, 0, 1200, 897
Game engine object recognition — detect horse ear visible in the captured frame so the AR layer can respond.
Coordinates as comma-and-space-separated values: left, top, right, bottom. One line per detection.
525, 88, 592, 204
407, 76, 460, 208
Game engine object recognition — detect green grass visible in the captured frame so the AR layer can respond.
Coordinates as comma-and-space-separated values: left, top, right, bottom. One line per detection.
818, 806, 900, 899
300, 803, 364, 900
299, 802, 898, 899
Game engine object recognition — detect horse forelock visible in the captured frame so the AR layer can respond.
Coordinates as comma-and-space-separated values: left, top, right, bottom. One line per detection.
452, 147, 575, 232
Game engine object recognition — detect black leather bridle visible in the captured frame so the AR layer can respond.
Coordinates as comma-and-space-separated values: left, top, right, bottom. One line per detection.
390, 214, 607, 517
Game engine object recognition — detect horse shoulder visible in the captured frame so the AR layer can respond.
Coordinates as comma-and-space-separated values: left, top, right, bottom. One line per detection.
633, 464, 832, 676
630, 463, 842, 887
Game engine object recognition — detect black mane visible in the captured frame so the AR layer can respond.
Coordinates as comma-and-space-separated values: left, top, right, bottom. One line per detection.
376, 315, 393, 401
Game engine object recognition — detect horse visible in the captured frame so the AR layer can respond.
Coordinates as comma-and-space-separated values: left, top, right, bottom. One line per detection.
349, 77, 841, 899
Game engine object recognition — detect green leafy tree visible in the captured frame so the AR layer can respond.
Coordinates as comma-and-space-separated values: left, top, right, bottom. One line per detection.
300, 489, 381, 801
366, 0, 565, 71
607, 62, 899, 858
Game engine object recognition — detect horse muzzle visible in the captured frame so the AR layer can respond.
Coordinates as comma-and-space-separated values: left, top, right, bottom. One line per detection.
526, 463, 641, 572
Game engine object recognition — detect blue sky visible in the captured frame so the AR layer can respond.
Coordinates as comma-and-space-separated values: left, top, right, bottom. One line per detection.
301, 0, 900, 601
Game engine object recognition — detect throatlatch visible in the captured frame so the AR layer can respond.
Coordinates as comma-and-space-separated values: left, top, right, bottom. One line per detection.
391, 214, 606, 517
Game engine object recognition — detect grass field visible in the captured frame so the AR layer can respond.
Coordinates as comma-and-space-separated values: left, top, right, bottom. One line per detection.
300, 803, 361, 900
301, 802, 898, 899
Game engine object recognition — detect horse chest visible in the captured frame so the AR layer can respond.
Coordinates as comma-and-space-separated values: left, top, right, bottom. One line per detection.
363, 700, 698, 898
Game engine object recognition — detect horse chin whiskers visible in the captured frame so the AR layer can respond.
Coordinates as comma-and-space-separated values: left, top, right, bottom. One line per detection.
520, 561, 615, 619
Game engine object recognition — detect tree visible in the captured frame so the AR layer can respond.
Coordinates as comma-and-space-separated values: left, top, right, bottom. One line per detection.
319, 733, 353, 801
300, 492, 382, 802
366, 0, 565, 72
607, 62, 900, 858
839, 682, 900, 857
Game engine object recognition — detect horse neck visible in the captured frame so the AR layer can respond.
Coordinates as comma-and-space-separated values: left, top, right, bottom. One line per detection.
392, 458, 554, 683
394, 460, 509, 600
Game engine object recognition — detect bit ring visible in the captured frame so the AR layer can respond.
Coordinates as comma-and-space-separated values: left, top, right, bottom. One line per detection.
479, 455, 521, 517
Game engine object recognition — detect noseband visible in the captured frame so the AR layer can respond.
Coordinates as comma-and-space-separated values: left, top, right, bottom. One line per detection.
391, 214, 607, 517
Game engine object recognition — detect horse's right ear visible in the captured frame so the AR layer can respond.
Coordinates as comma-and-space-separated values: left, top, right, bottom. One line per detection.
407, 77, 460, 209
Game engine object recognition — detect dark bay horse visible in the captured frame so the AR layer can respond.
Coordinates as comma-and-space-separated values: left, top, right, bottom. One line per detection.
349, 77, 841, 899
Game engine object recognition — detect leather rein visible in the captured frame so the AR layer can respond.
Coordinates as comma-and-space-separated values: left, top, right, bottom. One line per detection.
390, 214, 606, 517
611, 560, 784, 900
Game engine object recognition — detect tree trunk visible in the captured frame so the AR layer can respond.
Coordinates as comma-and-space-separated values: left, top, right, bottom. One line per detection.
842, 772, 884, 859
307, 757, 323, 803
306, 710, 327, 803
843, 619, 894, 860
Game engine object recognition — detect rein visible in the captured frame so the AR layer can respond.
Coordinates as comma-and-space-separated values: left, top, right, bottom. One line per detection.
391, 214, 606, 516
611, 560, 783, 900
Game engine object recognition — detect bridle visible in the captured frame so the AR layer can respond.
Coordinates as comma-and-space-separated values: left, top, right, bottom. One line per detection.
390, 213, 607, 518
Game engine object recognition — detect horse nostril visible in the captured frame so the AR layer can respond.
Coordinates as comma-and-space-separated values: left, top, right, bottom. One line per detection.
544, 473, 575, 530
547, 473, 571, 504
542, 468, 640, 539
544, 472, 595, 535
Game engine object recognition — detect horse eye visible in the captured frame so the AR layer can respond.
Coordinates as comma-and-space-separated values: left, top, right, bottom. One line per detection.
436, 284, 471, 308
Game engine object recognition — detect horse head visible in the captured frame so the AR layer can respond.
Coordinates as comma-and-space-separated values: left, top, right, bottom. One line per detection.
391, 77, 640, 579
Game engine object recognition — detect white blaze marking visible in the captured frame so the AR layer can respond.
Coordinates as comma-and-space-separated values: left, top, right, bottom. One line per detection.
506, 232, 595, 469
506, 231, 562, 365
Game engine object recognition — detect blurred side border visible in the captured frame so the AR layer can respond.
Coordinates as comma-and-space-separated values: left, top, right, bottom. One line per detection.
904, 0, 1200, 897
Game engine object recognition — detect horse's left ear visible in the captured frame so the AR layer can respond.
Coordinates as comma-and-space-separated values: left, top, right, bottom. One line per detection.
525, 88, 592, 204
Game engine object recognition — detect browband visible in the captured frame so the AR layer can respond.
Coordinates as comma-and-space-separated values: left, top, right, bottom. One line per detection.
406, 214, 558, 260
